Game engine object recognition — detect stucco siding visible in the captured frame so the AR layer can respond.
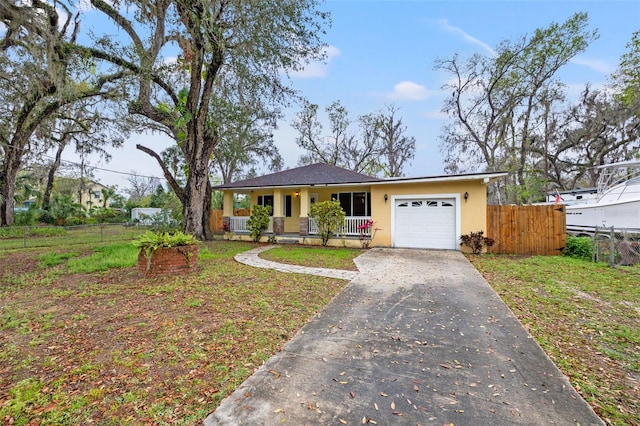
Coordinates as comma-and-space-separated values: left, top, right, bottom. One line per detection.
370, 181, 488, 248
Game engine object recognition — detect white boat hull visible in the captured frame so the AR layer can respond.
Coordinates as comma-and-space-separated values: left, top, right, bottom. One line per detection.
566, 199, 640, 233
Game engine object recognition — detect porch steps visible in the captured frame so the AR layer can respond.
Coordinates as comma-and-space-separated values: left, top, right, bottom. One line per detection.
278, 239, 299, 245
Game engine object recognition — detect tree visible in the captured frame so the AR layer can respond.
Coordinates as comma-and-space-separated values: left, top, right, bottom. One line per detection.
309, 199, 345, 246
612, 31, 640, 106
124, 172, 161, 203
40, 101, 125, 210
210, 97, 283, 184
541, 86, 640, 190
375, 104, 416, 177
0, 0, 124, 226
75, 0, 329, 240
435, 12, 599, 203
293, 100, 382, 174
293, 101, 417, 177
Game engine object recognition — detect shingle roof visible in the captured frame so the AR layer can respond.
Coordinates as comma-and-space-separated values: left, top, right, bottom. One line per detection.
213, 163, 383, 189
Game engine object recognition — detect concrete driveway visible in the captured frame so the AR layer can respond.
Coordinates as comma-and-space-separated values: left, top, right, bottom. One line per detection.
204, 248, 602, 425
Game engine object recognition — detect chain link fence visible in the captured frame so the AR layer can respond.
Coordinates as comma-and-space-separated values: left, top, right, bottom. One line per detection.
593, 226, 640, 266
0, 224, 149, 251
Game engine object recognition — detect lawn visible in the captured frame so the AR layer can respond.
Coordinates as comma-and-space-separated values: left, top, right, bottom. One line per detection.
2, 237, 638, 425
258, 245, 363, 271
469, 255, 639, 425
0, 240, 349, 425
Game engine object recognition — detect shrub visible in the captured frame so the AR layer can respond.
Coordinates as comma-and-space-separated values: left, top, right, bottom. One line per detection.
14, 208, 40, 226
310, 200, 345, 246
247, 205, 272, 241
564, 236, 593, 261
460, 230, 495, 254
133, 230, 199, 257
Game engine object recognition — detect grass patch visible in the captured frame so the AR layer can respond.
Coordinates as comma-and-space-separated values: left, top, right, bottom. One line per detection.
469, 254, 639, 425
38, 251, 80, 267
66, 243, 139, 273
259, 245, 363, 270
0, 239, 347, 424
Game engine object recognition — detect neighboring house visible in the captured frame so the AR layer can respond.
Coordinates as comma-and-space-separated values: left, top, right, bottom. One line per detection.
214, 163, 507, 250
78, 180, 110, 210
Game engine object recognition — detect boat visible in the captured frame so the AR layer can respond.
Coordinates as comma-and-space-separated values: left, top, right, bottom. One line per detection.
565, 160, 640, 236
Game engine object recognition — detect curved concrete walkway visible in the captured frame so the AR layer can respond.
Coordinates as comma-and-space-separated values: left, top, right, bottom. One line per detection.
234, 245, 359, 281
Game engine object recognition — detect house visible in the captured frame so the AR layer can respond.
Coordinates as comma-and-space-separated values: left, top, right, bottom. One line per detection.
214, 163, 507, 250
53, 177, 113, 210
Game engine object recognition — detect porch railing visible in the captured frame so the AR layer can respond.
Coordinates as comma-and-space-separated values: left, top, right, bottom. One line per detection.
229, 216, 273, 234
308, 216, 371, 236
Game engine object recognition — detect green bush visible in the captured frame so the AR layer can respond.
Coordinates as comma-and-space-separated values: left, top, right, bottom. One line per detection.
564, 236, 593, 261
310, 200, 345, 246
133, 231, 199, 257
14, 208, 40, 226
247, 205, 272, 241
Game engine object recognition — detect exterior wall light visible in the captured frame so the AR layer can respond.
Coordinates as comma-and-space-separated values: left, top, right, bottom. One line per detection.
464, 191, 469, 202
384, 193, 388, 203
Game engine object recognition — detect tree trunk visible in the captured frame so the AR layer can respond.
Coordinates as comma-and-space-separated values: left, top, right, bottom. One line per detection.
182, 157, 213, 240
0, 146, 24, 226
43, 144, 65, 210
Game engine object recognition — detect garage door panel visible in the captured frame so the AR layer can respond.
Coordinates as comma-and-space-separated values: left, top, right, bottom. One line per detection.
394, 198, 456, 249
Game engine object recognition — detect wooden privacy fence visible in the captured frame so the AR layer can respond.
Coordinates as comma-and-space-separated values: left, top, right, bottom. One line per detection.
486, 205, 566, 256
209, 209, 250, 233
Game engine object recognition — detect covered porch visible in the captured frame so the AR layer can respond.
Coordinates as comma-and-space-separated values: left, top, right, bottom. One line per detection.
220, 186, 373, 246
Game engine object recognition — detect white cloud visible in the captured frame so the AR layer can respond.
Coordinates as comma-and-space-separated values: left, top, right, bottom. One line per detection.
437, 19, 496, 56
387, 81, 430, 101
291, 45, 341, 79
570, 56, 615, 75
422, 109, 448, 120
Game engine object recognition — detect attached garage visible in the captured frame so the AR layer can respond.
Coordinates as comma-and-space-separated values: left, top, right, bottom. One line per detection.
392, 196, 459, 249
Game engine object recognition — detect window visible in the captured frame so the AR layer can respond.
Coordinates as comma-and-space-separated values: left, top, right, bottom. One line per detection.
256, 195, 274, 216
331, 192, 371, 216
284, 195, 292, 217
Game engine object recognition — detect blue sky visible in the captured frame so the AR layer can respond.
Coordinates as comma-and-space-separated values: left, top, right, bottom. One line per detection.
76, 0, 640, 189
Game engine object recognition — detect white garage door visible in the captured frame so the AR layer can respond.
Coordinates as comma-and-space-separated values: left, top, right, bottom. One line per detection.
394, 198, 457, 249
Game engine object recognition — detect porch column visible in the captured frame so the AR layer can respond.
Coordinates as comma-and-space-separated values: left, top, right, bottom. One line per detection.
272, 189, 284, 235
299, 187, 310, 236
222, 191, 234, 232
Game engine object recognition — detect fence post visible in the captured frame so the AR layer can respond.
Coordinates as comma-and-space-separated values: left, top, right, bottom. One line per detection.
100, 225, 104, 242
23, 226, 27, 248
609, 226, 615, 266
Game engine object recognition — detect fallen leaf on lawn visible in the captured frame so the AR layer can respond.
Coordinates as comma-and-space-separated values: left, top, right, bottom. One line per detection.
268, 370, 280, 379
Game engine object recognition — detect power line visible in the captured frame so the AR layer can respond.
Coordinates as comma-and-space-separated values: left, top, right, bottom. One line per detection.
43, 154, 168, 181
2, 142, 167, 180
